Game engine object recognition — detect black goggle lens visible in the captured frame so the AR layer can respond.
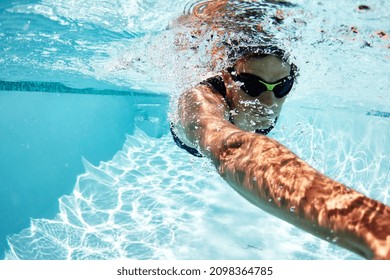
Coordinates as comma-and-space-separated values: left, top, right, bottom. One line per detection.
231, 70, 294, 98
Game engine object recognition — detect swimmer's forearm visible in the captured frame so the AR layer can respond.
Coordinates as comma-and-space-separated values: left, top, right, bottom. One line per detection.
200, 128, 390, 259
178, 87, 390, 258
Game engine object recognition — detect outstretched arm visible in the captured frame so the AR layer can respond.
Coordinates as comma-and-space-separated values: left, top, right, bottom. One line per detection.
178, 86, 390, 259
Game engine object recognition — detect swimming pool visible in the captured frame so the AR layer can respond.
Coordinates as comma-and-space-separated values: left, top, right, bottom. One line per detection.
0, 0, 389, 260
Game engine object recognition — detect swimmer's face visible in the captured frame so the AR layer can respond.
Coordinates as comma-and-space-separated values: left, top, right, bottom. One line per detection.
223, 55, 292, 132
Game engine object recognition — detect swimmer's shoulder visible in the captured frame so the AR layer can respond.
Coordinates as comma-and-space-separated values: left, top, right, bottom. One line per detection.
200, 75, 227, 97
179, 74, 226, 103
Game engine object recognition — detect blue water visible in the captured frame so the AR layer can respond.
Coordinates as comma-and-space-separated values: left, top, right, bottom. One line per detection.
0, 0, 389, 259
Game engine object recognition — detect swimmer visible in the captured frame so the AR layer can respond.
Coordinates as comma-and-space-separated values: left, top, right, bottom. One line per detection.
171, 45, 295, 156
171, 0, 390, 259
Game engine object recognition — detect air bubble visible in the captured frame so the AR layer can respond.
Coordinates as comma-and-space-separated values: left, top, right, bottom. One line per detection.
230, 109, 238, 116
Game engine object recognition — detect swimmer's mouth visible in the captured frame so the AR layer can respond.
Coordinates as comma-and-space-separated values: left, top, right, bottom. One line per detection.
253, 113, 275, 118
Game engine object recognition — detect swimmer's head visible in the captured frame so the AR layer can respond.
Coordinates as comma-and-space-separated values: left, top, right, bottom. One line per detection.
226, 45, 297, 76
221, 45, 297, 132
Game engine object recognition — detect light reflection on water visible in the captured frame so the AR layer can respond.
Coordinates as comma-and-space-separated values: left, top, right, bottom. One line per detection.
2, 129, 360, 260
1, 0, 389, 259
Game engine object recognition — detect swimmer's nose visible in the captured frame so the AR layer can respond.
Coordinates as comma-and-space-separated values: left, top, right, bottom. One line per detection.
259, 91, 276, 107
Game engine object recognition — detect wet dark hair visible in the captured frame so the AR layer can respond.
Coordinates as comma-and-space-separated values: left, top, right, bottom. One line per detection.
226, 44, 298, 79
228, 45, 285, 61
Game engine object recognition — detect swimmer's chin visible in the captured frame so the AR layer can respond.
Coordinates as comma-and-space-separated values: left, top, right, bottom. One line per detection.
236, 119, 275, 132
231, 114, 276, 131
253, 116, 276, 126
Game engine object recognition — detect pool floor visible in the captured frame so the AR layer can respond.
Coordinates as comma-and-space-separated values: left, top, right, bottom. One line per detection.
0, 89, 169, 258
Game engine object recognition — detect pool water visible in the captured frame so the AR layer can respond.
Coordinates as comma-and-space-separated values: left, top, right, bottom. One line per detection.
0, 0, 389, 259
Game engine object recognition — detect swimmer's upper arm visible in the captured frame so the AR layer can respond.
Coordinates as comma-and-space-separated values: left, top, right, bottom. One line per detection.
178, 84, 231, 145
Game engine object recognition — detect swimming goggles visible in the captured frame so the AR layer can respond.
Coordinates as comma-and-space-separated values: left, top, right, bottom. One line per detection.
229, 68, 294, 98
